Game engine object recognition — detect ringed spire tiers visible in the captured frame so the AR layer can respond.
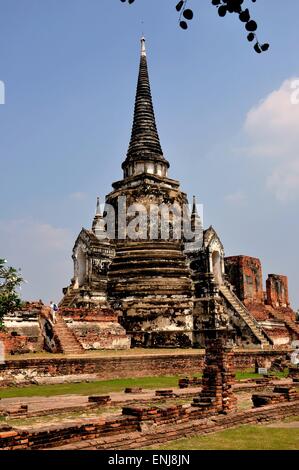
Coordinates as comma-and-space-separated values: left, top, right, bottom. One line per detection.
122, 37, 170, 179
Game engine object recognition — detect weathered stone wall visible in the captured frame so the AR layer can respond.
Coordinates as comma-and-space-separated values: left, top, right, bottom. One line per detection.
0, 350, 289, 387
61, 307, 131, 350
224, 257, 298, 345
0, 332, 41, 355
2, 302, 42, 354
266, 274, 290, 308
68, 322, 130, 350
225, 256, 264, 303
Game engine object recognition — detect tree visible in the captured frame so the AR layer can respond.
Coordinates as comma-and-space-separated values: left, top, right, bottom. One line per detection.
119, 0, 269, 53
0, 259, 24, 329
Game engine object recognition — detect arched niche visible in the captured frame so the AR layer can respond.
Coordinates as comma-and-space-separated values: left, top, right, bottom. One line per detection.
212, 250, 223, 285
76, 246, 87, 287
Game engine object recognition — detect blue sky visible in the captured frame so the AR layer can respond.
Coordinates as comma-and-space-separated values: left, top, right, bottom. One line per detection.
0, 0, 298, 308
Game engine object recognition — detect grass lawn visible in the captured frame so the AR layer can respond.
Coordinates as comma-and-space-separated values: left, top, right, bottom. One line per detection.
0, 369, 288, 399
0, 376, 186, 399
154, 421, 299, 450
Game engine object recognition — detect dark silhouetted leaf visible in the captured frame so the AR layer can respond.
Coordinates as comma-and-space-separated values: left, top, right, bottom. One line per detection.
176, 1, 184, 12
218, 6, 227, 17
246, 20, 258, 32
183, 9, 194, 20
180, 20, 188, 30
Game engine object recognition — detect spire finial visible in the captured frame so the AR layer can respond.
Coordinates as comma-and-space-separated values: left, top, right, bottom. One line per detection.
95, 197, 102, 217
141, 35, 146, 57
192, 195, 197, 215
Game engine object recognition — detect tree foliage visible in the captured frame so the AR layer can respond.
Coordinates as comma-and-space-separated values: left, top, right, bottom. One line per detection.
120, 0, 269, 53
0, 259, 24, 329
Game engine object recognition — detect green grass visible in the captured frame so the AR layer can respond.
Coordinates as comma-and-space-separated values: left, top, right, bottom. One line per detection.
0, 376, 185, 399
235, 369, 288, 380
153, 422, 299, 450
235, 371, 261, 380
0, 369, 288, 399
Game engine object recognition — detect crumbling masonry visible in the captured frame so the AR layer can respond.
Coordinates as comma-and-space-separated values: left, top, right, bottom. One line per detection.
54, 38, 298, 349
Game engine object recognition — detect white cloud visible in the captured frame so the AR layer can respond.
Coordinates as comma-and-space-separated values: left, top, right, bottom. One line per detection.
69, 191, 87, 201
244, 78, 299, 201
0, 219, 74, 303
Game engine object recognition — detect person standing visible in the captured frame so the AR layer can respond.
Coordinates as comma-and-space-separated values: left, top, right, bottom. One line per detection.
50, 301, 58, 324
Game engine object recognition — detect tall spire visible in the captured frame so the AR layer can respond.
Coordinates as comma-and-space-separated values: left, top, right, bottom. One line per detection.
122, 37, 169, 174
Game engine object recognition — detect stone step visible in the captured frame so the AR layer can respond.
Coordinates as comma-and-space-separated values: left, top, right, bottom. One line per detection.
220, 285, 271, 346
53, 316, 84, 355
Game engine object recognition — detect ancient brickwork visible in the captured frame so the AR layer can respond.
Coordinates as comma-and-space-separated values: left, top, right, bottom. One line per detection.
192, 337, 237, 414
252, 386, 298, 407
0, 350, 290, 387
104, 40, 195, 347
0, 332, 40, 355
224, 256, 298, 345
266, 274, 290, 308
225, 256, 264, 303
52, 38, 298, 350
39, 307, 130, 352
2, 301, 43, 350
0, 400, 298, 450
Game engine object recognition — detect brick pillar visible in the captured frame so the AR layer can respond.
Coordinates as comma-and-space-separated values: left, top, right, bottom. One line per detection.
192, 333, 237, 414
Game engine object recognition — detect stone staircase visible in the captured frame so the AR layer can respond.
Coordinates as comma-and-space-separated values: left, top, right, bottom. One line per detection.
219, 284, 272, 348
59, 290, 77, 308
53, 315, 84, 355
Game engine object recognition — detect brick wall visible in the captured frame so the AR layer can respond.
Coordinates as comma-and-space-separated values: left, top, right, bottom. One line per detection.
266, 275, 290, 308
61, 307, 118, 322
0, 332, 40, 355
225, 256, 264, 303
0, 350, 289, 387
0, 399, 298, 450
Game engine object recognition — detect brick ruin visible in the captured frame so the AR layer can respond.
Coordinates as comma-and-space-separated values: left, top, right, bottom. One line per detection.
1, 306, 298, 450
1, 302, 130, 355
3, 38, 298, 352
192, 335, 237, 414
1, 399, 298, 450
56, 38, 298, 351
0, 338, 298, 450
38, 305, 130, 354
1, 302, 43, 354
225, 256, 299, 347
